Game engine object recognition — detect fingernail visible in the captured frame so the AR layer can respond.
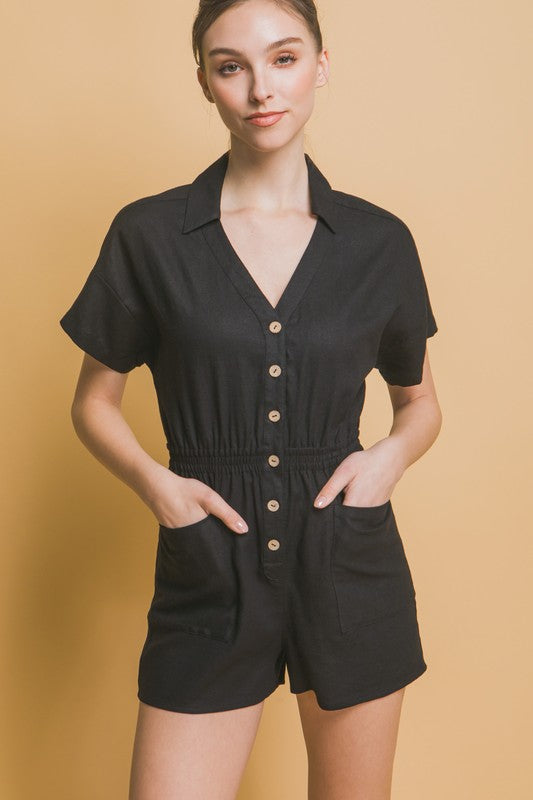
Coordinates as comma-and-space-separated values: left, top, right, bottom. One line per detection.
315, 495, 327, 508
236, 519, 248, 533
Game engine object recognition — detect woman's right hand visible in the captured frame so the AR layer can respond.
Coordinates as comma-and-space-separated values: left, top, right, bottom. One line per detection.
144, 463, 249, 534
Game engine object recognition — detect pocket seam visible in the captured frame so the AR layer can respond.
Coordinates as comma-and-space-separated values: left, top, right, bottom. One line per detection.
330, 503, 416, 634
332, 501, 392, 534
159, 512, 212, 534
335, 499, 391, 512
152, 514, 238, 644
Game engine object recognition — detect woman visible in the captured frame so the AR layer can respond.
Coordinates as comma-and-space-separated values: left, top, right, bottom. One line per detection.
59, 0, 442, 797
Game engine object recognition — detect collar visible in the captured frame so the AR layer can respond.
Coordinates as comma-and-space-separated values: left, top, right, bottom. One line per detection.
182, 150, 338, 234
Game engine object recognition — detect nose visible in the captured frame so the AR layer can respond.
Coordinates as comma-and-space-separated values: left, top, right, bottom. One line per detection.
248, 68, 274, 104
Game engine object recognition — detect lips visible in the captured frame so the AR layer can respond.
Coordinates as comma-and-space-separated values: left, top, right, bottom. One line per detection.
247, 112, 285, 119
246, 111, 286, 127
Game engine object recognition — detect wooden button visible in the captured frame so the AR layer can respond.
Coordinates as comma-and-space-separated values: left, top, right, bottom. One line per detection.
267, 539, 280, 551
269, 320, 282, 333
267, 499, 280, 512
268, 454, 280, 467
268, 410, 281, 422
269, 364, 282, 377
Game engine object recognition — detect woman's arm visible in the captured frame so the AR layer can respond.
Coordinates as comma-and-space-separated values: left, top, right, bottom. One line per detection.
68, 353, 249, 533
314, 348, 442, 508
380, 346, 442, 475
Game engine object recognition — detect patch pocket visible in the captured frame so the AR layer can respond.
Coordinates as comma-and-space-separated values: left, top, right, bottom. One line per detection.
330, 497, 416, 635
148, 513, 239, 644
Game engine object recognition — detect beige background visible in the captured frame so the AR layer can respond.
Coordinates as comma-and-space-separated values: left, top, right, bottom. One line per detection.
2, 0, 532, 797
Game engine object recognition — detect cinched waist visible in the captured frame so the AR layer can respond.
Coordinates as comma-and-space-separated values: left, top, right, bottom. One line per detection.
168, 440, 363, 475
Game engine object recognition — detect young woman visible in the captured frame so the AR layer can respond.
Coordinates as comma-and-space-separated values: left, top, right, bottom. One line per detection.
59, 0, 442, 797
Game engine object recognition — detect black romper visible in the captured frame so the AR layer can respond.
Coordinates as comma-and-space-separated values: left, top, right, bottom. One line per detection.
59, 150, 438, 713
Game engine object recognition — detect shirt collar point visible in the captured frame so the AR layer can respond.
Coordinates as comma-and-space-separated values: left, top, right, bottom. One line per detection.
182, 150, 338, 235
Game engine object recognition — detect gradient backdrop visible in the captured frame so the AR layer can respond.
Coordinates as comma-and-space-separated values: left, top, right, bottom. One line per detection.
1, 0, 531, 797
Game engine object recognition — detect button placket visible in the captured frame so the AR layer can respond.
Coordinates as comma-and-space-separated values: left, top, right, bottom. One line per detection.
262, 316, 285, 569
201, 213, 335, 581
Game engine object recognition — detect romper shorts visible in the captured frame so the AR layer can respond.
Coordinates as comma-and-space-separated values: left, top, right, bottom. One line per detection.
137, 440, 427, 714
58, 149, 437, 715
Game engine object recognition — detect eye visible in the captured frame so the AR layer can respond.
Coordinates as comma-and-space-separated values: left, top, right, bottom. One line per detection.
218, 62, 241, 75
217, 53, 297, 75
276, 53, 297, 66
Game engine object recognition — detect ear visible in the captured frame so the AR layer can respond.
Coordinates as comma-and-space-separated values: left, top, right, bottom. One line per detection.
197, 66, 214, 102
316, 48, 330, 88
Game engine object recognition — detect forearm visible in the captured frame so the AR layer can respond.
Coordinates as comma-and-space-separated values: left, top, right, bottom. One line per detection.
70, 395, 165, 508
380, 395, 442, 478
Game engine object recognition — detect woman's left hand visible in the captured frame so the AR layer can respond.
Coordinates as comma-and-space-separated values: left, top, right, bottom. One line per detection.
313, 438, 407, 508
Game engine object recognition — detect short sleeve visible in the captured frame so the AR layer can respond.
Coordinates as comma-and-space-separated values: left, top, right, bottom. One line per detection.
59, 208, 158, 373
375, 221, 438, 386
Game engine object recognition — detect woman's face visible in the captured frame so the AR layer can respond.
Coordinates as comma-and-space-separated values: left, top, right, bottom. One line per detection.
197, 0, 329, 152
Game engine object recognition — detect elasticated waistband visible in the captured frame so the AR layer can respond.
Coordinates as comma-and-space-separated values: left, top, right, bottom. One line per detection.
168, 440, 363, 475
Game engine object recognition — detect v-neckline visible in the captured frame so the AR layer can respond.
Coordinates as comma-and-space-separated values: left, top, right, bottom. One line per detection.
217, 215, 319, 315
202, 216, 332, 324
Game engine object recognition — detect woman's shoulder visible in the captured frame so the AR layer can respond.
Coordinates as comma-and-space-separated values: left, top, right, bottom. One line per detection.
329, 186, 414, 240
96, 180, 197, 248
111, 182, 191, 226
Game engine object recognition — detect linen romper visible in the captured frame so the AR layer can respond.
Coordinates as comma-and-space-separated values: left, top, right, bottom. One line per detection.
59, 150, 438, 713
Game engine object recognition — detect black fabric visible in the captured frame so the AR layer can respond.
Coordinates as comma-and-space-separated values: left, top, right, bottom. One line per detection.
375, 221, 438, 385
59, 150, 437, 713
60, 209, 159, 373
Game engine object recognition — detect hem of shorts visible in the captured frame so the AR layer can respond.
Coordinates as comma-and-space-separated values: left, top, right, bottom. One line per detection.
137, 675, 284, 715
289, 661, 428, 711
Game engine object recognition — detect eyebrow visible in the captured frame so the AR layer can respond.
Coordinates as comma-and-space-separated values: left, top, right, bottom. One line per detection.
207, 36, 304, 59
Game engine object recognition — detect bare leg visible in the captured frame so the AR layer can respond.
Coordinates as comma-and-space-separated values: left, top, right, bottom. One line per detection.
297, 687, 406, 800
128, 698, 265, 800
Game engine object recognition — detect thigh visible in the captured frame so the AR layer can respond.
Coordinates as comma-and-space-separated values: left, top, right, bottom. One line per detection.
296, 687, 406, 800
128, 699, 265, 800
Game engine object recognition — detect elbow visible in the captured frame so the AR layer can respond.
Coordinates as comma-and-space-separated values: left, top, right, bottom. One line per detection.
70, 396, 92, 440
70, 398, 84, 438
431, 397, 444, 442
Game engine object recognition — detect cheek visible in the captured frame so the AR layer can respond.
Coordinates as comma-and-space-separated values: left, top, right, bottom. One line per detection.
285, 67, 318, 102
214, 82, 241, 111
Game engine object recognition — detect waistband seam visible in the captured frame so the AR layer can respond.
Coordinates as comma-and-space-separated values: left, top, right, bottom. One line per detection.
168, 441, 363, 472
